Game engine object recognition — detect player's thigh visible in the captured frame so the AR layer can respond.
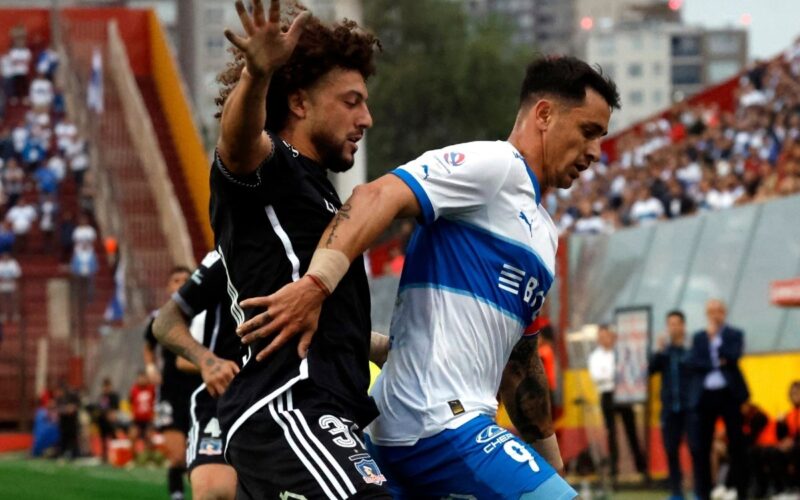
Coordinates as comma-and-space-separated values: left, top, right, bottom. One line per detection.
189, 464, 236, 500
162, 429, 187, 464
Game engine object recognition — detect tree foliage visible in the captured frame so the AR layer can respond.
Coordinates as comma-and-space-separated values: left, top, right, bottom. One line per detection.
363, 0, 535, 179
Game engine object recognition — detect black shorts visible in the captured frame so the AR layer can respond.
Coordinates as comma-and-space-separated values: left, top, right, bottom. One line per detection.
187, 384, 227, 471
156, 395, 191, 434
227, 382, 391, 500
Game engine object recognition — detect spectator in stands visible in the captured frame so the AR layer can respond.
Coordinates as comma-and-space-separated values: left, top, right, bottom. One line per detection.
46, 153, 66, 183
573, 198, 610, 234
687, 299, 750, 500
35, 45, 59, 81
29, 70, 53, 112
629, 186, 665, 226
1, 157, 24, 207
1, 53, 12, 114
588, 324, 648, 478
96, 377, 119, 463
0, 126, 13, 160
34, 161, 58, 198
0, 251, 21, 323
0, 221, 14, 254
54, 117, 78, 155
70, 242, 98, 304
6, 33, 31, 104
68, 143, 90, 189
40, 193, 57, 252
128, 370, 156, 458
649, 310, 690, 500
72, 213, 96, 250
59, 211, 76, 263
662, 179, 695, 219
5, 197, 36, 252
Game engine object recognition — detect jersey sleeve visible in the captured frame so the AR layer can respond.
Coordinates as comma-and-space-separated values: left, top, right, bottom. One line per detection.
143, 316, 157, 349
172, 251, 227, 318
390, 142, 513, 225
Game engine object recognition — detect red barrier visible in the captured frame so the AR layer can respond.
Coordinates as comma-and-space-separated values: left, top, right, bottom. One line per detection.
0, 433, 32, 452
62, 8, 150, 76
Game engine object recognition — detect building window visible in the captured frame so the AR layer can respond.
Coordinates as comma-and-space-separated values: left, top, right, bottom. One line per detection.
629, 90, 644, 105
672, 34, 702, 57
672, 64, 703, 85
631, 33, 644, 50
707, 33, 741, 56
653, 62, 663, 76
628, 63, 643, 77
206, 35, 225, 58
708, 60, 741, 83
652, 89, 663, 104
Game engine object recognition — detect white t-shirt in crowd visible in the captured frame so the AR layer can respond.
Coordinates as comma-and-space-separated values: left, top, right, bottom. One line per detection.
8, 47, 31, 76
630, 197, 664, 225
29, 78, 54, 109
40, 200, 57, 232
72, 224, 97, 247
6, 204, 37, 234
47, 156, 67, 181
0, 258, 22, 293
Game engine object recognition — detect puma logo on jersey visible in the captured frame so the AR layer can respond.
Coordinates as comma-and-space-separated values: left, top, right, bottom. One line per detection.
518, 211, 533, 236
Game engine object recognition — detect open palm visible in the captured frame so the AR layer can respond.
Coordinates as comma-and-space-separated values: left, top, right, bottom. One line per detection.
224, 0, 310, 77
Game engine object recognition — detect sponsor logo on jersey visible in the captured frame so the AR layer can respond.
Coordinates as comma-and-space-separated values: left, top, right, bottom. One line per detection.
352, 457, 387, 485
497, 263, 525, 295
475, 425, 506, 444
443, 151, 465, 167
475, 425, 514, 454
323, 198, 337, 214
198, 438, 222, 456
422, 164, 430, 179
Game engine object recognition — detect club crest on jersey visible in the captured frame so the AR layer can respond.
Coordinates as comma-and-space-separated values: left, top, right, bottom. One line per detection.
475, 425, 506, 444
443, 151, 465, 167
352, 458, 386, 485
198, 438, 222, 456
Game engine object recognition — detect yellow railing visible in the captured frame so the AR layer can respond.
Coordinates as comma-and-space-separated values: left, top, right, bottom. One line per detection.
147, 10, 213, 249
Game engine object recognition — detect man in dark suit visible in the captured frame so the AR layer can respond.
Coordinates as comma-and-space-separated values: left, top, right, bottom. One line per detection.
687, 299, 750, 500
649, 310, 690, 500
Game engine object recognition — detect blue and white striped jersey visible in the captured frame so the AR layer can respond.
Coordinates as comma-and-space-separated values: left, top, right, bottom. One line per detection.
368, 140, 558, 446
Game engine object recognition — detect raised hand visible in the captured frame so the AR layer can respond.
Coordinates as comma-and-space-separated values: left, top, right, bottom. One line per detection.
224, 0, 310, 78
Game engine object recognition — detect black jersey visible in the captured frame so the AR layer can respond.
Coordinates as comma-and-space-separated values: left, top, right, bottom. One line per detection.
144, 314, 202, 407
209, 131, 376, 442
172, 250, 239, 362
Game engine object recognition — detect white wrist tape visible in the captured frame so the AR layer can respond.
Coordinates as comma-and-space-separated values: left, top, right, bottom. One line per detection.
306, 249, 350, 294
532, 434, 563, 470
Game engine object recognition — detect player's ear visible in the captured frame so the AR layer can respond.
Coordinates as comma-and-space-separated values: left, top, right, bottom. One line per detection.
533, 99, 553, 132
287, 90, 308, 120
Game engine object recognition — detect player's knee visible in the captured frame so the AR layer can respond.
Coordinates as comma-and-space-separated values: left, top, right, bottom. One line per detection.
193, 486, 234, 500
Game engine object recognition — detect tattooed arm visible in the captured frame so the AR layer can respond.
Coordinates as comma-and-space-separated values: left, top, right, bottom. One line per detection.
500, 334, 563, 470
153, 300, 239, 397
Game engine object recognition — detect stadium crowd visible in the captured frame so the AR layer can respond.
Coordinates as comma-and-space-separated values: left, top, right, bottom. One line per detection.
550, 49, 800, 236
0, 26, 101, 323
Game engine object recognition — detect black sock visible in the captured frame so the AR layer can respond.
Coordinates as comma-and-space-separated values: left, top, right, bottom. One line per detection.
167, 466, 185, 499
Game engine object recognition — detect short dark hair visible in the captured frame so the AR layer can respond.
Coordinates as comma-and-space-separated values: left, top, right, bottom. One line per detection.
519, 55, 621, 110
666, 310, 686, 322
216, 14, 380, 132
170, 265, 192, 277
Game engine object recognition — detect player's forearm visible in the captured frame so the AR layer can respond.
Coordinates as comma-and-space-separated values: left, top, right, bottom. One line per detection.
152, 300, 212, 368
176, 355, 200, 374
500, 336, 554, 441
218, 67, 271, 173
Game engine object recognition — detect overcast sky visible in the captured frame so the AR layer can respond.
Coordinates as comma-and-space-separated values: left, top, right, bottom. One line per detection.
683, 0, 800, 60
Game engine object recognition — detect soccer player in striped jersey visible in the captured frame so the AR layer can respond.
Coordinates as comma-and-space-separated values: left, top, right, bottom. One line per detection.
241, 56, 620, 498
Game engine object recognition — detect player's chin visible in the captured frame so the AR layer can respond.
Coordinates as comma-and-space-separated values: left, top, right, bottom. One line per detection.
328, 153, 355, 173
557, 176, 575, 189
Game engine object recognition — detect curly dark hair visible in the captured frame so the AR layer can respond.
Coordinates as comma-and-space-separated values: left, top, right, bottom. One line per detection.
215, 11, 381, 132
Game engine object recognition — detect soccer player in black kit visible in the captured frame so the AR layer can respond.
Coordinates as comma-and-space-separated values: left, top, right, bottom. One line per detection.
143, 266, 200, 500
153, 251, 241, 500
211, 0, 390, 498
